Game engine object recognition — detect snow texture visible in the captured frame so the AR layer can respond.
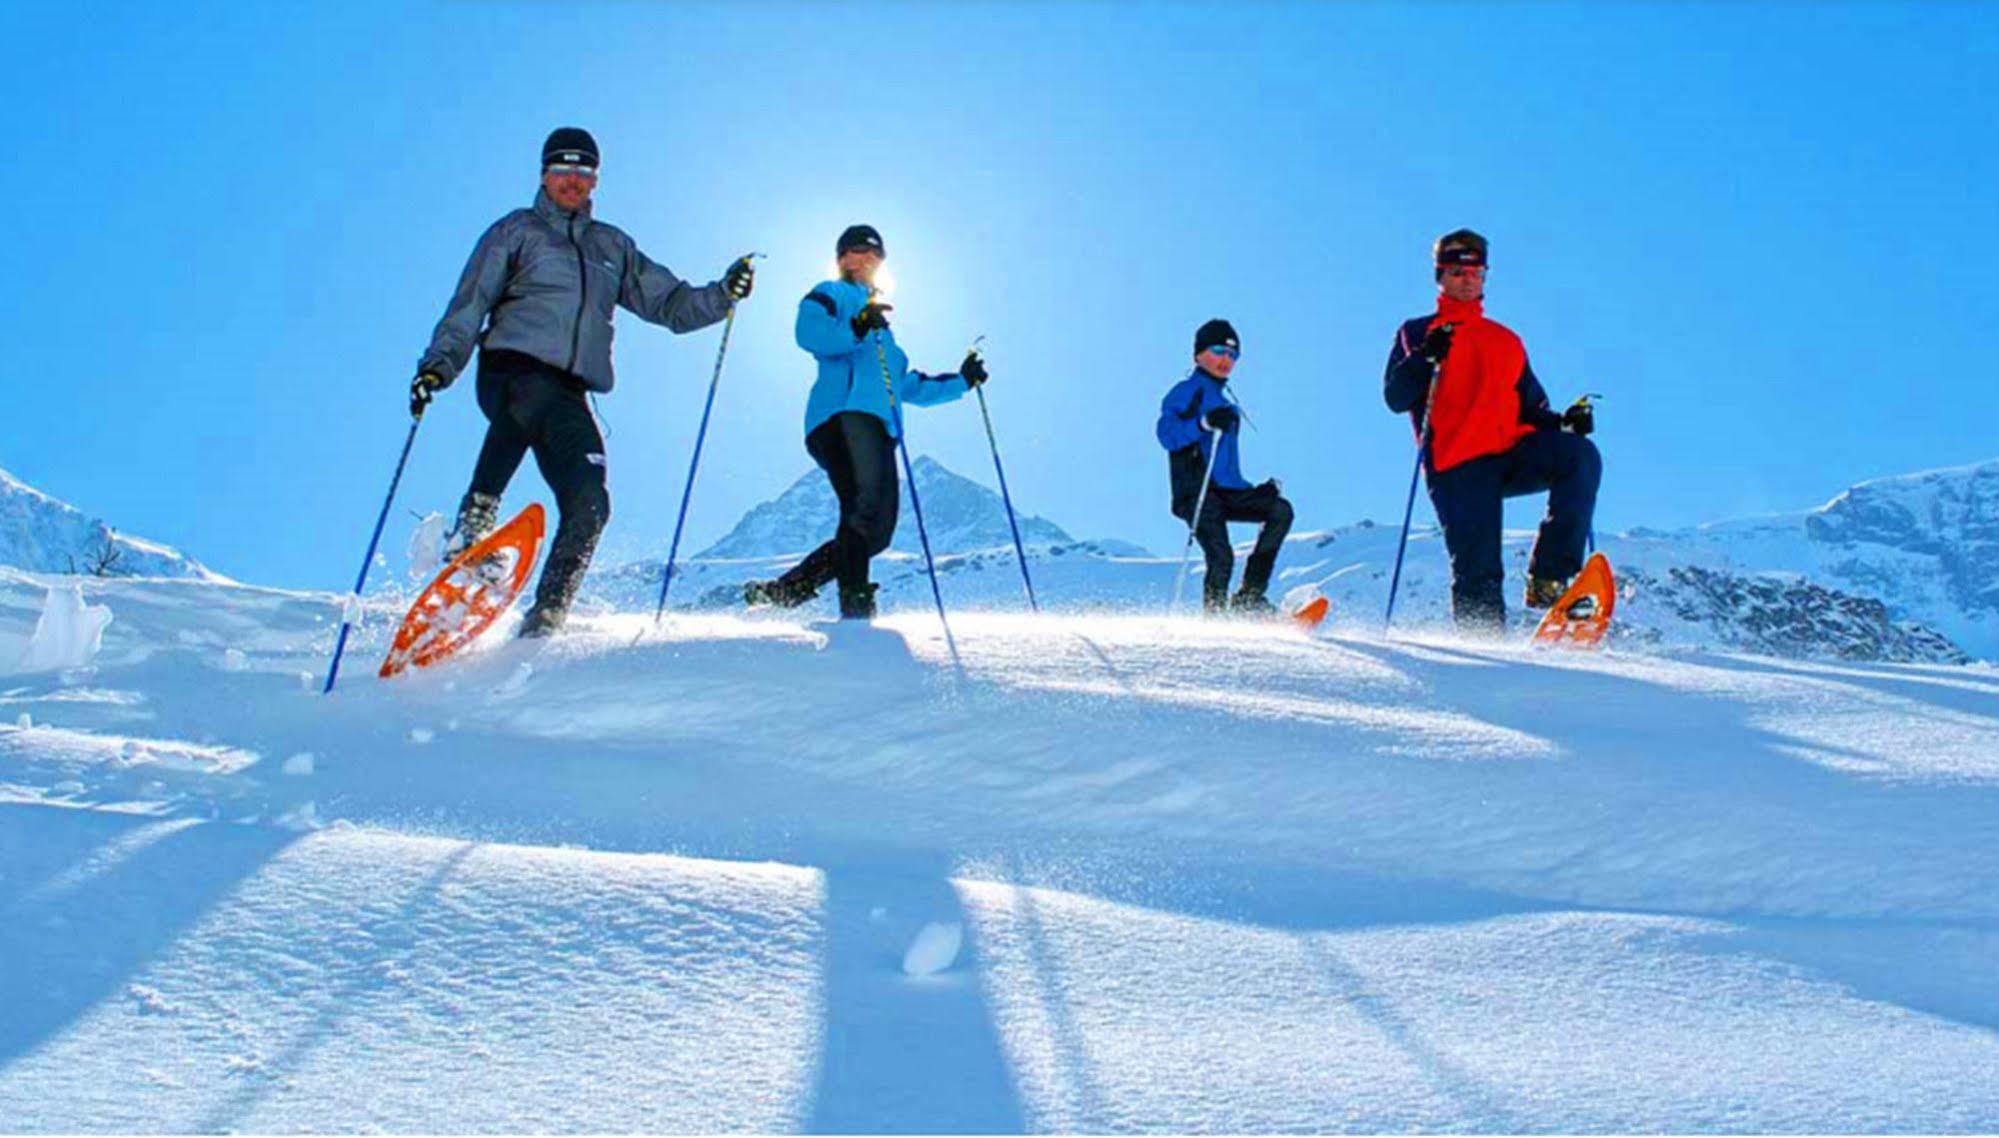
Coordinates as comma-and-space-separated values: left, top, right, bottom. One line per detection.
1, 562, 1996, 1132
11, 584, 113, 674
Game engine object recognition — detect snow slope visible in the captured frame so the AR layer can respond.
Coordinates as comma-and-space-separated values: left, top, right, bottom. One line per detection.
2, 568, 1997, 1132
0, 466, 217, 581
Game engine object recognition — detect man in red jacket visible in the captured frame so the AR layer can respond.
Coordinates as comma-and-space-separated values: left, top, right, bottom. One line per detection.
1383, 229, 1601, 632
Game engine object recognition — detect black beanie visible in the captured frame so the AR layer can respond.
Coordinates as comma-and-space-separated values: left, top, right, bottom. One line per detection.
1194, 318, 1240, 357
1433, 228, 1488, 270
836, 224, 885, 258
542, 127, 600, 170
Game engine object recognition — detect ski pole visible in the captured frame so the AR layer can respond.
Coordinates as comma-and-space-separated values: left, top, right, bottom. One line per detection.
1382, 439, 1426, 633
323, 412, 424, 693
965, 336, 1039, 613
1384, 329, 1451, 635
877, 334, 963, 670
651, 255, 758, 625
1168, 424, 1226, 615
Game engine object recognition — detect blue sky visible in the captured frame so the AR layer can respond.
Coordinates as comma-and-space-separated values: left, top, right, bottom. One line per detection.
2, 2, 1994, 588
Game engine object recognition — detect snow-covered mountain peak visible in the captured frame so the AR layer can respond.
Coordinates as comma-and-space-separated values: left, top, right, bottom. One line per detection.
695, 455, 1075, 560
1804, 459, 1999, 609
0, 465, 218, 580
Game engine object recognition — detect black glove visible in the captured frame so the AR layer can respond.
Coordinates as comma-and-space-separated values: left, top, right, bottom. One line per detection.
722, 256, 755, 302
1420, 322, 1455, 364
851, 301, 893, 339
1562, 397, 1595, 436
409, 371, 450, 418
959, 351, 988, 388
1202, 404, 1240, 433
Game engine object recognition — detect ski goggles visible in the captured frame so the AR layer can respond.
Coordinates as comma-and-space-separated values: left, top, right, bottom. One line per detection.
544, 163, 598, 179
1202, 344, 1240, 360
1438, 264, 1487, 278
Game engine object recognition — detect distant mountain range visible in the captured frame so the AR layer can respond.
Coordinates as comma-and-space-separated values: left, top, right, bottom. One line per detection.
0, 467, 217, 581
595, 455, 1999, 666
4, 451, 1992, 666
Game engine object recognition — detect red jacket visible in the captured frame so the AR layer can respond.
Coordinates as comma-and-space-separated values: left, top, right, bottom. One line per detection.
1383, 296, 1557, 473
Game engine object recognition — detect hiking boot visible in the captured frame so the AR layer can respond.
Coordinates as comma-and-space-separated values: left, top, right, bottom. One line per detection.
1524, 574, 1569, 610
745, 577, 818, 609
1231, 589, 1278, 618
838, 582, 879, 621
447, 492, 502, 558
518, 602, 566, 639
1202, 583, 1229, 616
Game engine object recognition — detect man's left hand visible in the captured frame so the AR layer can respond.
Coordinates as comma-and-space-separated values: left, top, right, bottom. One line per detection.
960, 351, 989, 388
1562, 397, 1595, 436
723, 256, 755, 302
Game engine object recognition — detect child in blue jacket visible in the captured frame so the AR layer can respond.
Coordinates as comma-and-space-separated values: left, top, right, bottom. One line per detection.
1156, 319, 1293, 614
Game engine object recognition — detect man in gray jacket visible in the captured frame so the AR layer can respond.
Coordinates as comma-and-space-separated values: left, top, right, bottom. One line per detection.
411, 126, 754, 637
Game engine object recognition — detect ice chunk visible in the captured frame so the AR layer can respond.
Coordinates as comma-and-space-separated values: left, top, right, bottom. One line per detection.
15, 584, 112, 673
407, 727, 435, 745
407, 511, 448, 583
282, 752, 315, 776
220, 647, 248, 672
901, 921, 963, 977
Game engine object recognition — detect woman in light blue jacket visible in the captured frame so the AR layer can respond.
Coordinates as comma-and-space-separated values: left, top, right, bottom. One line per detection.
745, 225, 988, 620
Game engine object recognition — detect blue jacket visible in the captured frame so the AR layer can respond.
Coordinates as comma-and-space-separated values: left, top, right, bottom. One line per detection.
1156, 369, 1251, 490
796, 279, 969, 439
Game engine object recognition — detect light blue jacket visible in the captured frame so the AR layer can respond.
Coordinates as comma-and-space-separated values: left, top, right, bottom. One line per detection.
796, 278, 968, 439
1156, 369, 1251, 490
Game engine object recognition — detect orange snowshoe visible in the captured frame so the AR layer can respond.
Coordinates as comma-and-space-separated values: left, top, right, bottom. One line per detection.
380, 504, 545, 678
1530, 552, 1616, 649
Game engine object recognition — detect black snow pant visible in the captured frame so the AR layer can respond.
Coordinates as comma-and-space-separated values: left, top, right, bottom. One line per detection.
1179, 480, 1294, 608
774, 412, 899, 601
463, 349, 611, 629
1427, 428, 1602, 632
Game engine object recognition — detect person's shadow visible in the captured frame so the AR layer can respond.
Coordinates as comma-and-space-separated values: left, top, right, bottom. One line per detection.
805, 851, 1028, 1134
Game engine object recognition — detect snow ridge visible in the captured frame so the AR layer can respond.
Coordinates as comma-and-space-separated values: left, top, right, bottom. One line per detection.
0, 466, 217, 581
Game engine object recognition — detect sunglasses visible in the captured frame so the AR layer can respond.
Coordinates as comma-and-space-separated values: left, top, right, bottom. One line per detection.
1440, 264, 1487, 278
1204, 345, 1240, 360
840, 245, 884, 258
545, 164, 598, 179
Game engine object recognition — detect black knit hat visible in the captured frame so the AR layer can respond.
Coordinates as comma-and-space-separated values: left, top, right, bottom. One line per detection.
1194, 318, 1240, 357
1433, 228, 1488, 270
542, 127, 600, 170
837, 224, 885, 258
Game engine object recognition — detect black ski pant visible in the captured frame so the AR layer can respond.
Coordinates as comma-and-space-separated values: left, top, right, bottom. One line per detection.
464, 349, 610, 623
1181, 480, 1293, 606
776, 412, 899, 600
1427, 428, 1601, 631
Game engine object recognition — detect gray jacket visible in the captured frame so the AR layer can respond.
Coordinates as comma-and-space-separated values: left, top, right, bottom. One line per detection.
419, 189, 731, 393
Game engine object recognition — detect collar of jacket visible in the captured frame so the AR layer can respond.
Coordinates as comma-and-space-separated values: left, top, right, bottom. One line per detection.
533, 187, 594, 226
1191, 365, 1229, 388
1436, 293, 1485, 325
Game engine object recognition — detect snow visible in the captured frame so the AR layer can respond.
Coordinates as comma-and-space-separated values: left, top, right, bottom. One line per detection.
1, 565, 1996, 1131
12, 583, 113, 674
